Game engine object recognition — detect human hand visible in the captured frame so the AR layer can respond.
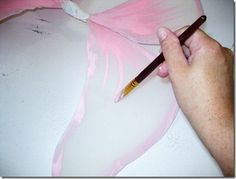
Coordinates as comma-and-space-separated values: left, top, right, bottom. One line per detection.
157, 27, 234, 176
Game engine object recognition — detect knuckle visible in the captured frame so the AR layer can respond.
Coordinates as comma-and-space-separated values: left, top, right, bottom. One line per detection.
209, 40, 221, 50
172, 35, 180, 43
211, 41, 222, 51
202, 40, 222, 55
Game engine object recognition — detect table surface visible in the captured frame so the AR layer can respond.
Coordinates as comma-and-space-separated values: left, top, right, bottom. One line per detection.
0, 0, 234, 177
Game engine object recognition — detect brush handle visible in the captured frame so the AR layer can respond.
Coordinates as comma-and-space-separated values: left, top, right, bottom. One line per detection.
135, 15, 207, 83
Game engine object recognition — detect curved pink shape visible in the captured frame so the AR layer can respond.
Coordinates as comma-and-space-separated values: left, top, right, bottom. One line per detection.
105, 101, 178, 175
0, 0, 203, 176
52, 0, 204, 176
90, 0, 204, 44
0, 0, 61, 21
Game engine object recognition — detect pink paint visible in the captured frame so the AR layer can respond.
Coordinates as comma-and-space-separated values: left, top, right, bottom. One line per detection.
51, 31, 99, 175
52, 19, 180, 176
0, 0, 203, 176
90, 0, 204, 45
102, 53, 109, 87
52, 149, 64, 176
0, 0, 61, 21
90, 0, 176, 44
114, 54, 125, 99
51, 92, 88, 176
194, 0, 205, 17
51, 0, 203, 176
114, 91, 124, 103
105, 101, 178, 175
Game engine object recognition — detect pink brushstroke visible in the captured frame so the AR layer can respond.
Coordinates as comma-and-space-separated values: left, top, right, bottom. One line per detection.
90, 0, 176, 44
52, 95, 87, 176
90, 0, 204, 45
194, 0, 204, 17
102, 53, 110, 87
52, 28, 98, 176
88, 21, 180, 175
0, 0, 61, 21
105, 101, 178, 175
52, 0, 204, 176
0, 0, 203, 176
52, 18, 178, 176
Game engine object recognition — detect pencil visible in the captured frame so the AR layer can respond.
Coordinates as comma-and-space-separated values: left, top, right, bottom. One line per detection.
115, 15, 207, 103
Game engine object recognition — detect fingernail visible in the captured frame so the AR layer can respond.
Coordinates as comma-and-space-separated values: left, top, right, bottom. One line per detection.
158, 63, 168, 77
159, 62, 168, 72
158, 28, 167, 41
158, 65, 163, 71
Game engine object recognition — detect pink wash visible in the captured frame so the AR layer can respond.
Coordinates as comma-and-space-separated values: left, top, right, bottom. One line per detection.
0, 0, 61, 21
52, 33, 97, 175
0, 0, 60, 8
89, 0, 204, 44
51, 19, 179, 176
89, 0, 175, 44
105, 101, 179, 175
52, 0, 204, 176
0, 0, 203, 176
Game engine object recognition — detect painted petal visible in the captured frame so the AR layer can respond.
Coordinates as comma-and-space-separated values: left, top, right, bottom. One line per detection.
52, 21, 178, 176
0, 0, 61, 21
90, 0, 204, 44
53, 0, 204, 175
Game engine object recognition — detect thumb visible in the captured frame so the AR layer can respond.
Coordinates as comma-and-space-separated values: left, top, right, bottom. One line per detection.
157, 27, 188, 77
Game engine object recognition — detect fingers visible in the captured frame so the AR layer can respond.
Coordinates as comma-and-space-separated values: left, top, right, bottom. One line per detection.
157, 27, 188, 77
182, 45, 191, 58
156, 26, 226, 79
174, 26, 217, 53
157, 45, 191, 78
157, 62, 168, 77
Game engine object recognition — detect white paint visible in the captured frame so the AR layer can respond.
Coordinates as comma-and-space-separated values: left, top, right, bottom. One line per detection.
61, 0, 89, 22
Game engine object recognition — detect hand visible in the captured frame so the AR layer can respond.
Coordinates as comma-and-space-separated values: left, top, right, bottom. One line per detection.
157, 27, 234, 176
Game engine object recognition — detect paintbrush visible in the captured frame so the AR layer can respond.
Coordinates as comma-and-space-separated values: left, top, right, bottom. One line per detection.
115, 15, 207, 102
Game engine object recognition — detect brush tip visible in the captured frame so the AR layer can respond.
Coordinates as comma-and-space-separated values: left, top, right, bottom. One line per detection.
114, 91, 124, 103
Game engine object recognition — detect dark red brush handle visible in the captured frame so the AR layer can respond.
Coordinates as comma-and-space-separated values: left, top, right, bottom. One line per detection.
135, 15, 207, 83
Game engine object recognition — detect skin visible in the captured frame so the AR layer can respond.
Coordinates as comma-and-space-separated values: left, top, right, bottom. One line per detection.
157, 27, 234, 176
